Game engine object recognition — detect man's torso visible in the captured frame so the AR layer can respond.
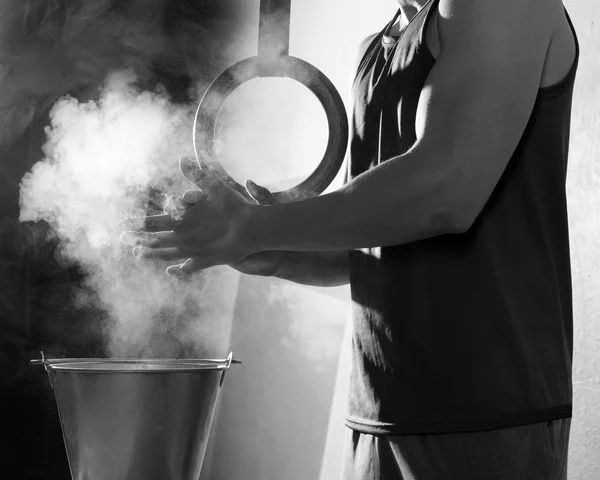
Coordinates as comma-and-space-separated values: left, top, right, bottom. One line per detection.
345, 0, 577, 435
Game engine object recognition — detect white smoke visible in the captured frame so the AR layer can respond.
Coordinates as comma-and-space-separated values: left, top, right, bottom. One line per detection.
18, 70, 240, 358
16, 20, 350, 362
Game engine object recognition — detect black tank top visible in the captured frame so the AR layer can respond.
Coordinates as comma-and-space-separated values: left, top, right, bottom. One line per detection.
346, 1, 579, 434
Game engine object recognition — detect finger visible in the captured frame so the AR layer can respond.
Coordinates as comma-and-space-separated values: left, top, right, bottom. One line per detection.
180, 257, 219, 273
120, 231, 179, 248
166, 262, 188, 276
167, 257, 214, 276
116, 216, 145, 231
245, 180, 279, 206
166, 258, 196, 276
133, 246, 186, 261
145, 214, 179, 232
118, 214, 178, 232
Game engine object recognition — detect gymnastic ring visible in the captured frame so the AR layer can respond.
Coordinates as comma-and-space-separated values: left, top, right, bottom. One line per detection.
193, 55, 349, 203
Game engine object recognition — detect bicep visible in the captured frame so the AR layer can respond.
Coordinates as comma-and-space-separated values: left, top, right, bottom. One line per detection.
413, 0, 554, 225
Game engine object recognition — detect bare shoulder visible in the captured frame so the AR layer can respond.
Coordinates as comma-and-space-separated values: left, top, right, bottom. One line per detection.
436, 0, 556, 43
430, 0, 576, 88
426, 0, 577, 87
542, 4, 577, 87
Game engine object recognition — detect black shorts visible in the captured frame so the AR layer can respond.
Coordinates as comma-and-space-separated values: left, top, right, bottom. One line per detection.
342, 418, 571, 480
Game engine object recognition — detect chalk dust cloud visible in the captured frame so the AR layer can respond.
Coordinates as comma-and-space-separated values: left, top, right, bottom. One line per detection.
15, 0, 349, 361
19, 71, 240, 358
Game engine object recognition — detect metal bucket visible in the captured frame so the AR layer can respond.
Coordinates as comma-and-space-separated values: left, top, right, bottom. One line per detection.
32, 353, 239, 480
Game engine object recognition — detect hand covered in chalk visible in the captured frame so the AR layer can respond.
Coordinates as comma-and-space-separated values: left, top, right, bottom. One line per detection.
118, 155, 255, 273
170, 174, 285, 276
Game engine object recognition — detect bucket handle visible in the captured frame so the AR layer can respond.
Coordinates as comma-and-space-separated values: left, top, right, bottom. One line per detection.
30, 351, 58, 389
220, 352, 234, 387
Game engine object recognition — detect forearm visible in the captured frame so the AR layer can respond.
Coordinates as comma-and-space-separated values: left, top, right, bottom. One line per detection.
244, 147, 464, 253
273, 250, 349, 287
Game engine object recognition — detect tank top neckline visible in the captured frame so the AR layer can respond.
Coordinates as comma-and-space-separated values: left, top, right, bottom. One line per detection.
381, 0, 435, 47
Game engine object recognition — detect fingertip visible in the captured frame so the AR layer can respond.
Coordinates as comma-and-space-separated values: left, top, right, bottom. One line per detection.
166, 265, 183, 276
117, 218, 132, 230
167, 261, 191, 276
247, 180, 267, 194
167, 257, 192, 275
245, 180, 264, 203
120, 231, 134, 245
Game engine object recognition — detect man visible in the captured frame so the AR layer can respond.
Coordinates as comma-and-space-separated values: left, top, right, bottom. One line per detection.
121, 0, 578, 477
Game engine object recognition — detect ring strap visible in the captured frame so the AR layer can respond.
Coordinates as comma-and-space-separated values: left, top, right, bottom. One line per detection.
259, 0, 292, 58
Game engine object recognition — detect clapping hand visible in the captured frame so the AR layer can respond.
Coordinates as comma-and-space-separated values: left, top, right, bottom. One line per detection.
119, 156, 283, 276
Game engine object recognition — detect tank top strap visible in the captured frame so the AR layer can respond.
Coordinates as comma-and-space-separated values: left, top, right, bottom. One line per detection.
418, 0, 441, 47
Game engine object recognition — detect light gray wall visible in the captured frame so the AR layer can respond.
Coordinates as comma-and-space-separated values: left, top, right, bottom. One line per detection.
563, 2, 600, 478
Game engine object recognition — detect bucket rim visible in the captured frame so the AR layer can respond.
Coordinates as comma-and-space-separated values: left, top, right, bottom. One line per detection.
31, 352, 241, 373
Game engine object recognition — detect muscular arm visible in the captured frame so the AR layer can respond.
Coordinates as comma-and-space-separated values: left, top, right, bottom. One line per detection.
241, 0, 555, 253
